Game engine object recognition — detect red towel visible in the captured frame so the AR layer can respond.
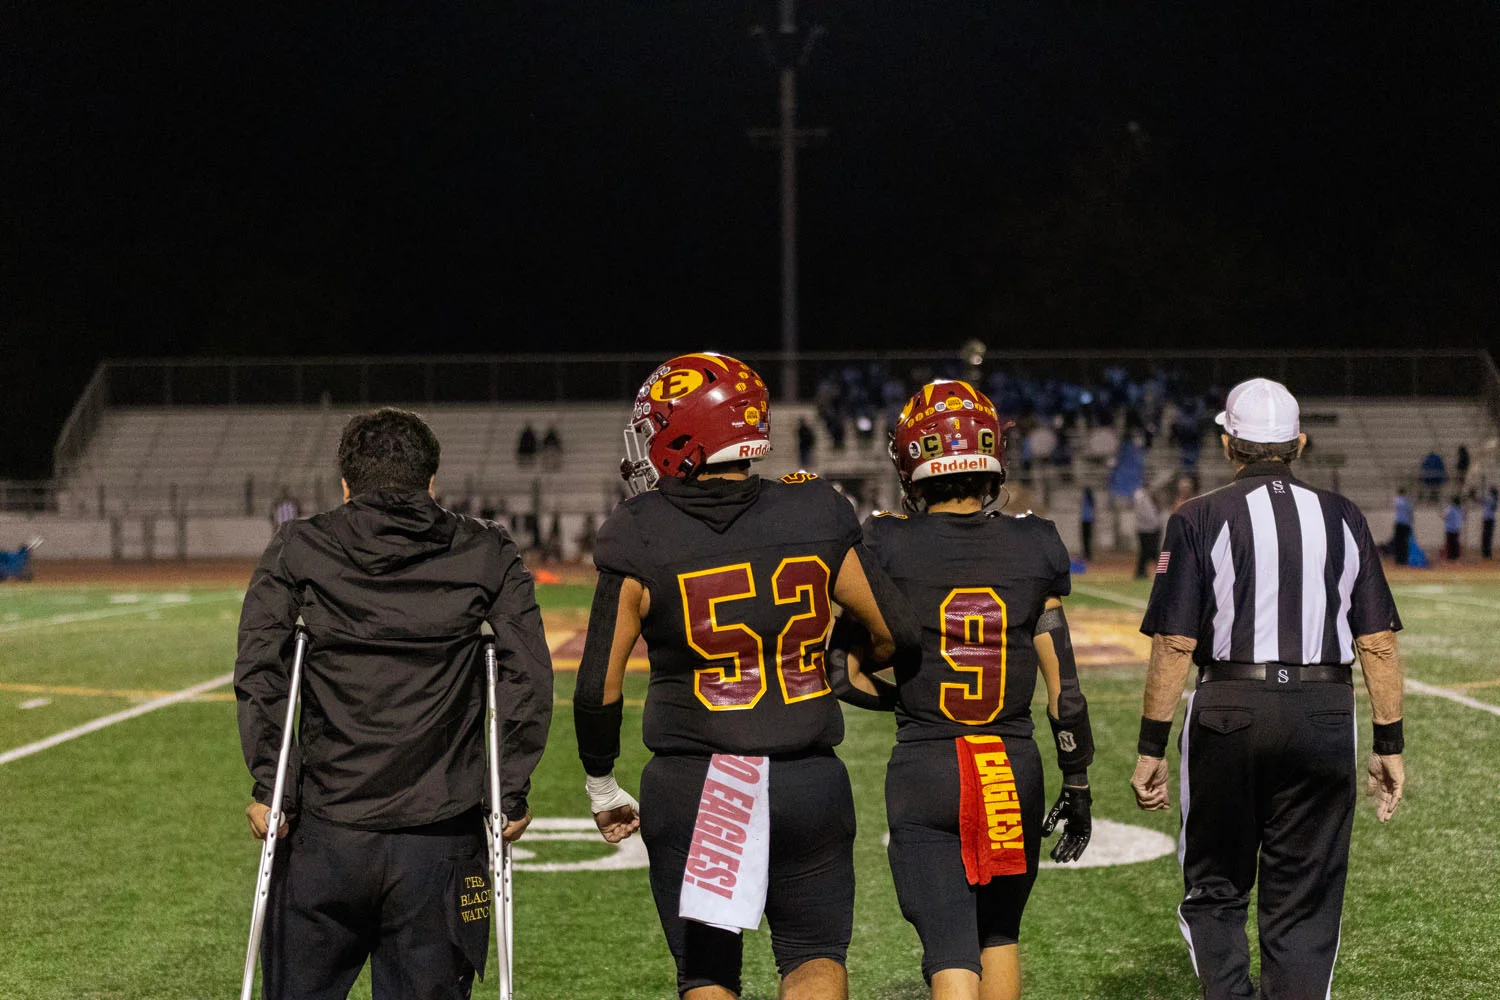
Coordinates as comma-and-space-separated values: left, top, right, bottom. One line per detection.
956, 735, 1028, 885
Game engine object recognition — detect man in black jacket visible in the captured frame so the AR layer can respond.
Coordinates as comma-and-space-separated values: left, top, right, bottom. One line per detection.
236, 407, 553, 1000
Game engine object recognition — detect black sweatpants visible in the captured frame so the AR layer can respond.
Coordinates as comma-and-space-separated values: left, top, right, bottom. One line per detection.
263, 808, 491, 1000
1135, 529, 1162, 578
1178, 681, 1356, 1000
639, 752, 857, 997
1393, 523, 1412, 565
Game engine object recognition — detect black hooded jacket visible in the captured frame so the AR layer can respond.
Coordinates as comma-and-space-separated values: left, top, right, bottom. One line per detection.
234, 489, 553, 829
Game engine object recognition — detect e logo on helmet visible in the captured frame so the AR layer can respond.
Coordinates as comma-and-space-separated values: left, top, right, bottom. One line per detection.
650, 369, 704, 401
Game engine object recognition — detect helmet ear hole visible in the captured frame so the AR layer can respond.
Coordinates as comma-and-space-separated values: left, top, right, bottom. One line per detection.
668, 434, 691, 450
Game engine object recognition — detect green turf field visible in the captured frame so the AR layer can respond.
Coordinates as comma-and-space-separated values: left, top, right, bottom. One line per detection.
2, 578, 1498, 999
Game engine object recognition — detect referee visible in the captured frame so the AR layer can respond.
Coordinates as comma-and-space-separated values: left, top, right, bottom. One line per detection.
1129, 378, 1407, 1000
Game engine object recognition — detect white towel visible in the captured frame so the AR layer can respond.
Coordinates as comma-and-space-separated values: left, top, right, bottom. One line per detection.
678, 754, 771, 933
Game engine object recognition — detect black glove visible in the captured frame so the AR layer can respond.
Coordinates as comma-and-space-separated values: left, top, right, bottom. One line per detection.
1041, 784, 1092, 863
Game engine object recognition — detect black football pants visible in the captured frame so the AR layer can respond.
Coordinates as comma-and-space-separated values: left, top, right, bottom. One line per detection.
1177, 681, 1356, 1000
262, 808, 491, 1000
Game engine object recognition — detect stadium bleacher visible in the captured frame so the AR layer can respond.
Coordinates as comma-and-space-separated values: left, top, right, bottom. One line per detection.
11, 353, 1499, 560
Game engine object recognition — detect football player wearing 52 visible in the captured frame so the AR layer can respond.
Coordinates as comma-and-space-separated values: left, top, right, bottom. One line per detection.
831, 379, 1094, 1000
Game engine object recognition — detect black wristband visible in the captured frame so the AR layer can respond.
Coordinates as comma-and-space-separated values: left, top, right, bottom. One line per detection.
1138, 717, 1172, 758
1049, 708, 1095, 772
1062, 771, 1089, 788
1372, 719, 1404, 756
574, 699, 624, 777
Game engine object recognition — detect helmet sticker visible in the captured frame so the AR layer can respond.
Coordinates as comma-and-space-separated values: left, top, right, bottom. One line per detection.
921, 433, 944, 458
907, 440, 922, 459
736, 381, 747, 391
963, 399, 975, 409
744, 406, 761, 425
650, 368, 705, 401
979, 428, 995, 453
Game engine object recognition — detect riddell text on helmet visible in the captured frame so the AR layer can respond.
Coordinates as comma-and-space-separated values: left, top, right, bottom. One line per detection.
928, 456, 990, 474
738, 442, 771, 458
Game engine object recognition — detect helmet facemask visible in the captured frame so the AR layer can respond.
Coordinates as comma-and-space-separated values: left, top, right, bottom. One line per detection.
621, 416, 660, 496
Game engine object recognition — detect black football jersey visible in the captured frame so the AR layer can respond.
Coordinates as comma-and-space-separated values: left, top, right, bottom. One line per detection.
594, 473, 862, 757
863, 509, 1071, 742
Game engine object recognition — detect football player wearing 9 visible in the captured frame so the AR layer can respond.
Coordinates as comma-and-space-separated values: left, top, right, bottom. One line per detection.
572, 352, 920, 1000
828, 380, 1094, 1000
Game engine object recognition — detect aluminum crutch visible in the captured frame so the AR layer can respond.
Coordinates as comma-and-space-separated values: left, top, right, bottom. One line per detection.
481, 622, 514, 1000
240, 618, 309, 1000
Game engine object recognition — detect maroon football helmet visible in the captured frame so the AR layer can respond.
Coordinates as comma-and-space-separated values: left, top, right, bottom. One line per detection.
888, 379, 1010, 510
621, 352, 772, 495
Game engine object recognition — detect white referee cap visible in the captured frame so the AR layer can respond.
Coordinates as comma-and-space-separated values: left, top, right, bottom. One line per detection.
1215, 378, 1300, 443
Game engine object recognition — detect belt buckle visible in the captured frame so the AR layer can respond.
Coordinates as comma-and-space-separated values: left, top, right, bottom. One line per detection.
1266, 664, 1301, 691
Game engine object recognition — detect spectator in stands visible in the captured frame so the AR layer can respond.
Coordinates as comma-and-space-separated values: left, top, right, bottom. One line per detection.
1420, 450, 1446, 501
1484, 488, 1498, 560
1080, 486, 1096, 562
1392, 488, 1414, 566
1171, 475, 1195, 514
270, 488, 300, 527
1133, 484, 1163, 579
1444, 495, 1465, 560
541, 425, 563, 471
576, 513, 598, 561
797, 417, 816, 468
1456, 444, 1471, 493
1051, 418, 1074, 483
1026, 419, 1057, 482
544, 511, 563, 562
517, 424, 539, 467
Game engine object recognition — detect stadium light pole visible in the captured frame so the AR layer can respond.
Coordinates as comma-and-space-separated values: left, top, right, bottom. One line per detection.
752, 2, 824, 404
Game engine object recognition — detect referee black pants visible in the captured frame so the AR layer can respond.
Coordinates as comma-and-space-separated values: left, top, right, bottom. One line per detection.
262, 807, 491, 1000
1178, 681, 1356, 1000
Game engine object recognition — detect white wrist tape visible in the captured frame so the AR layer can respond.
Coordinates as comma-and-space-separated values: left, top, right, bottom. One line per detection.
585, 774, 639, 816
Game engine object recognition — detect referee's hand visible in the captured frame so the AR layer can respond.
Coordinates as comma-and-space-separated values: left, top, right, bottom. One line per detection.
1366, 753, 1405, 822
1130, 755, 1171, 811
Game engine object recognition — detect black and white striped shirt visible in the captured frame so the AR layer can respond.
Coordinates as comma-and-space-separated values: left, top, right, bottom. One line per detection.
1140, 462, 1402, 665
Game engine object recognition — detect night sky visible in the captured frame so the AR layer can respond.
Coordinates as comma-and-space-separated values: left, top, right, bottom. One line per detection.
5, 3, 1500, 476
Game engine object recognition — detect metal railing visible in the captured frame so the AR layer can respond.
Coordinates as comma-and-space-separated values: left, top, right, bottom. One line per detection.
53, 363, 110, 476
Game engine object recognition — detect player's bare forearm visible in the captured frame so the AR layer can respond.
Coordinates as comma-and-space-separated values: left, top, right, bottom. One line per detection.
1143, 634, 1197, 722
833, 548, 897, 663
1355, 629, 1404, 725
602, 576, 648, 704
1034, 597, 1065, 718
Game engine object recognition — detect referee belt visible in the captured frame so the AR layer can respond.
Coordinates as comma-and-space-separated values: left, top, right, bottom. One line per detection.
1200, 663, 1353, 685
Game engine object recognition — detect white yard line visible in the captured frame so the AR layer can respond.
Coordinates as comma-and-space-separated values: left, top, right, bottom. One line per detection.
0, 593, 239, 634
1391, 590, 1500, 613
0, 672, 234, 766
1071, 584, 1150, 610
1404, 677, 1500, 719
1074, 585, 1500, 719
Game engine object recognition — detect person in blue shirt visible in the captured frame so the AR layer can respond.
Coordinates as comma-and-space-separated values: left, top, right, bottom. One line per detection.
1420, 451, 1446, 501
1392, 488, 1414, 566
1443, 495, 1465, 560
1080, 486, 1096, 562
1483, 487, 1497, 560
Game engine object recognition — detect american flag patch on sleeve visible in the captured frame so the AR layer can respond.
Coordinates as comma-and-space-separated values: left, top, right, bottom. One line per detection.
1156, 551, 1171, 574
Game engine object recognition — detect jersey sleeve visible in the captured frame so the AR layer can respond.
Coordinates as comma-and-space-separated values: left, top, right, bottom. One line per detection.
1042, 518, 1072, 598
1139, 508, 1203, 637
828, 484, 863, 554
593, 503, 652, 587
1347, 511, 1403, 635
